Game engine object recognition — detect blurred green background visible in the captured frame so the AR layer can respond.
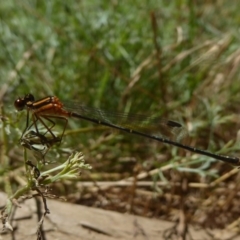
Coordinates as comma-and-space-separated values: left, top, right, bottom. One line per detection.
1, 0, 240, 231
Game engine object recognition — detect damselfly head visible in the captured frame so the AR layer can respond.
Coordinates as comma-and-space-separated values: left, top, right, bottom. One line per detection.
14, 93, 35, 111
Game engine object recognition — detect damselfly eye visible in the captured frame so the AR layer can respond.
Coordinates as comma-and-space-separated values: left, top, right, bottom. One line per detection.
25, 93, 35, 102
14, 97, 26, 111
